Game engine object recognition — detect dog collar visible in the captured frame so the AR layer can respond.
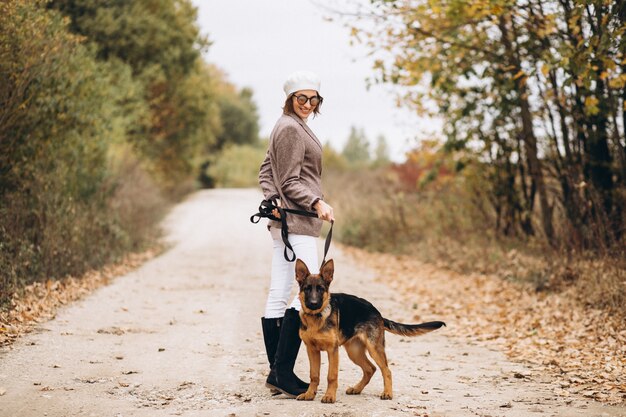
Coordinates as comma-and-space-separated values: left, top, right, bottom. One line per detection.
303, 304, 331, 318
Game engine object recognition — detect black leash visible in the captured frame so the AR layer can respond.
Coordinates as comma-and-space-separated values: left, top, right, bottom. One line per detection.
251, 198, 333, 265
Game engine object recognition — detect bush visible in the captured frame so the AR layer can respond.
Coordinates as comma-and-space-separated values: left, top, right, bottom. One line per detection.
0, 1, 165, 307
0, 0, 263, 310
323, 158, 625, 319
205, 144, 267, 188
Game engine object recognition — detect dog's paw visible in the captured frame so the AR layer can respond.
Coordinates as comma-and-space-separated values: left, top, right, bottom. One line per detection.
380, 391, 393, 400
346, 387, 361, 395
296, 392, 315, 401
321, 393, 336, 403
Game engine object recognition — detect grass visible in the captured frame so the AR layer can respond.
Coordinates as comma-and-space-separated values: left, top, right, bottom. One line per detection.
323, 167, 626, 321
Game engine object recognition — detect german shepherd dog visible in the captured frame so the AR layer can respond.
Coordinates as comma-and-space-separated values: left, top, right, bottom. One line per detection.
295, 258, 445, 403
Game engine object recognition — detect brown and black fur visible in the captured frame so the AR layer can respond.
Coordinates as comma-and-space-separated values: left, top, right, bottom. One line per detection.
295, 258, 445, 403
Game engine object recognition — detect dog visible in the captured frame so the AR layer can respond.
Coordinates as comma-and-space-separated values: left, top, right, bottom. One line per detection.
294, 258, 445, 403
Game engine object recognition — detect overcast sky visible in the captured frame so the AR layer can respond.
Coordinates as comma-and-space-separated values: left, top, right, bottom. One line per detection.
192, 0, 441, 161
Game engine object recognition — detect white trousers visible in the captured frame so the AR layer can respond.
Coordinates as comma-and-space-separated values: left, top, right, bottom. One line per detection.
264, 230, 319, 319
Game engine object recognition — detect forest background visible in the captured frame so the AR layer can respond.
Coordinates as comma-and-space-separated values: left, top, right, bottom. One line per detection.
1, 0, 624, 324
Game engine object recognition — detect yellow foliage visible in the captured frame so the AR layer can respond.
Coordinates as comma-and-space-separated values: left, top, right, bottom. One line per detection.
584, 96, 600, 116
608, 74, 626, 89
491, 5, 503, 15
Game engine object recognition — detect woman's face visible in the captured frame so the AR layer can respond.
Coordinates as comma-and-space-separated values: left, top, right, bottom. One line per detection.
291, 89, 318, 120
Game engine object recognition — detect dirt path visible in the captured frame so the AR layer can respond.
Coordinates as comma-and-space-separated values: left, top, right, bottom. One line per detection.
1, 189, 624, 417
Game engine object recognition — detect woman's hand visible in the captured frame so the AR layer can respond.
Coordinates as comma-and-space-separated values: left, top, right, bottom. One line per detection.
314, 199, 334, 222
272, 198, 281, 219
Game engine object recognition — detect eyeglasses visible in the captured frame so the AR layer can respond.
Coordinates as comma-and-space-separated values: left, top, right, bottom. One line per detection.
293, 94, 323, 107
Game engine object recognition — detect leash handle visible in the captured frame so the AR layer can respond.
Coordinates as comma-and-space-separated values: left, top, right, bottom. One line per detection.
251, 199, 333, 263
320, 220, 333, 267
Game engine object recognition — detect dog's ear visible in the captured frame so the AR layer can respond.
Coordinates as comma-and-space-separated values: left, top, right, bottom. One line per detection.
320, 259, 334, 284
295, 258, 310, 284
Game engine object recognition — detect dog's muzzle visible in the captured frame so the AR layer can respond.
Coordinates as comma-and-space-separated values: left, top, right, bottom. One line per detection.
305, 299, 323, 311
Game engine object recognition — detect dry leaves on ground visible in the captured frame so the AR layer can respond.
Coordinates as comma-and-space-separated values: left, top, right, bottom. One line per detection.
0, 248, 160, 347
341, 244, 626, 405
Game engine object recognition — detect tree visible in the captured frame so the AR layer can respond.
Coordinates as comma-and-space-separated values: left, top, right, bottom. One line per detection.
353, 0, 626, 249
342, 126, 370, 165
210, 65, 260, 149
49, 0, 218, 193
196, 65, 261, 188
373, 134, 391, 166
48, 0, 207, 79
322, 142, 349, 171
0, 0, 145, 299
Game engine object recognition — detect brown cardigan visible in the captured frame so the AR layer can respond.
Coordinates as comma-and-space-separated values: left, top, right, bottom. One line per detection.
258, 113, 324, 237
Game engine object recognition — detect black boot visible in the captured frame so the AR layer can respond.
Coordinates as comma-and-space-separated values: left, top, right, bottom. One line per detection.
261, 317, 281, 395
261, 316, 308, 395
261, 317, 281, 365
265, 308, 309, 398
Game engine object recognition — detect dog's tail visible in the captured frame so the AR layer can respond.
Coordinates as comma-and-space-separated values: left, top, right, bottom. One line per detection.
383, 319, 446, 337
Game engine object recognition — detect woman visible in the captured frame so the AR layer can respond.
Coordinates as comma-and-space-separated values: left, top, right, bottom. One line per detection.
258, 70, 334, 398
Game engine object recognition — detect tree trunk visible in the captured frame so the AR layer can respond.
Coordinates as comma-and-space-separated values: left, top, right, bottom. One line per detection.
498, 14, 555, 243
584, 5, 614, 218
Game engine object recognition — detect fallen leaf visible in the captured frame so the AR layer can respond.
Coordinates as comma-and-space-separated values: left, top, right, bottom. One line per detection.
122, 370, 138, 375
97, 327, 125, 336
342, 245, 626, 405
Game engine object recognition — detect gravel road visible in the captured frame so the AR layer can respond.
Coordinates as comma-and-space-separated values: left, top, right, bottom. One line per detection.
1, 189, 624, 417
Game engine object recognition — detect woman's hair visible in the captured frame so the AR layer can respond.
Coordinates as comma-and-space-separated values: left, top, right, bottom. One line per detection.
282, 93, 323, 117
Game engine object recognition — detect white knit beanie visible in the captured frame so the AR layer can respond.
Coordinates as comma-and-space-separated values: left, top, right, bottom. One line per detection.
283, 71, 321, 96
